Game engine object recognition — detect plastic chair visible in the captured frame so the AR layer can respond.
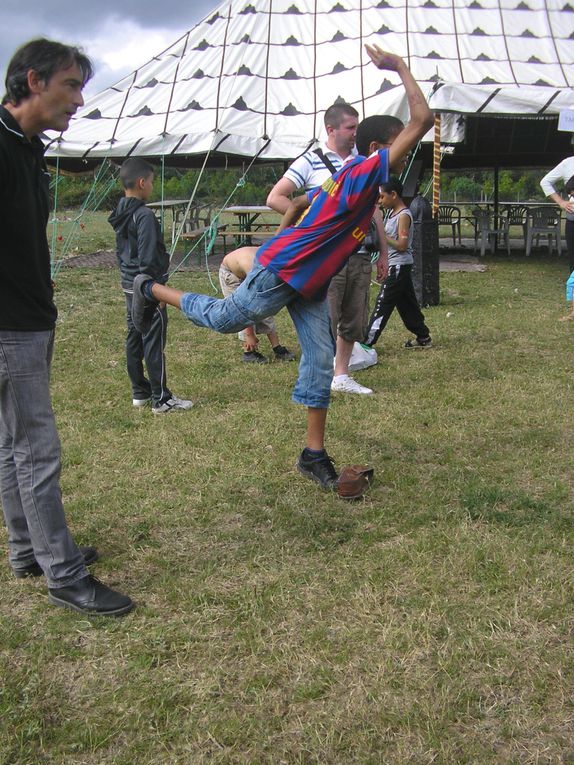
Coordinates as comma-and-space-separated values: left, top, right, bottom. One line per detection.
525, 206, 562, 256
501, 205, 528, 255
437, 204, 462, 246
473, 209, 504, 256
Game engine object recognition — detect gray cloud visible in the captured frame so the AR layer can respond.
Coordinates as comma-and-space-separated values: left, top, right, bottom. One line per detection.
1, 0, 218, 96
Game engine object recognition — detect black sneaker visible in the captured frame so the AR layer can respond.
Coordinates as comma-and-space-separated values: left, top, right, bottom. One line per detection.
404, 336, 432, 349
273, 345, 296, 361
297, 449, 339, 490
12, 545, 99, 579
242, 351, 269, 364
131, 274, 158, 334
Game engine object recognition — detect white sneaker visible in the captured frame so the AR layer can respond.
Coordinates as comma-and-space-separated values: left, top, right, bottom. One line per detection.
132, 397, 151, 408
331, 374, 373, 395
152, 396, 194, 414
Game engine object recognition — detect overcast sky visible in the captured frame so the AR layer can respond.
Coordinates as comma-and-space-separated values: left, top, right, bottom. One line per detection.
1, 0, 220, 98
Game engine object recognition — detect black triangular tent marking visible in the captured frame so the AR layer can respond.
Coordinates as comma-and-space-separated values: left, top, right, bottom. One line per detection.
183, 100, 203, 111
377, 78, 396, 93
281, 103, 302, 115
133, 106, 154, 117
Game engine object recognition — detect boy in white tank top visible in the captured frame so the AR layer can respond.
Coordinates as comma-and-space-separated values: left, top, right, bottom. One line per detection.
364, 177, 432, 349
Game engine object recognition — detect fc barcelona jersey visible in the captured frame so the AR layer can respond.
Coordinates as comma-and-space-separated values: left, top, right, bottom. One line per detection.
257, 149, 390, 300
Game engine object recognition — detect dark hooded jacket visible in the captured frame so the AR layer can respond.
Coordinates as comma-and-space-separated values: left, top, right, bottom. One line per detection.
108, 197, 169, 291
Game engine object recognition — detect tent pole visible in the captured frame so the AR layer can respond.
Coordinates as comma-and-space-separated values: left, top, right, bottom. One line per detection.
432, 113, 441, 216
494, 162, 499, 252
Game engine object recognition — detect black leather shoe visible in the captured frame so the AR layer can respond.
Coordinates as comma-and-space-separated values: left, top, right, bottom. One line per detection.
12, 545, 100, 579
48, 574, 134, 616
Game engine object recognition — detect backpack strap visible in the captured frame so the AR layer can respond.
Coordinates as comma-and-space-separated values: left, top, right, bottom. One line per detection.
313, 148, 339, 175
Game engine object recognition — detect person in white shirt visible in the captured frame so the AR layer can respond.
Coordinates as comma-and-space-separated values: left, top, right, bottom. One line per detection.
540, 156, 574, 272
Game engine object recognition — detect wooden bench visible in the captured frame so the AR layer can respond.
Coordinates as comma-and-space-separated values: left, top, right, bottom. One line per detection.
224, 223, 279, 248
180, 223, 229, 255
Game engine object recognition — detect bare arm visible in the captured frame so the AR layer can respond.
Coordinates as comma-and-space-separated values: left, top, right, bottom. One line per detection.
276, 195, 310, 233
372, 207, 388, 281
365, 45, 433, 171
385, 210, 411, 252
548, 191, 574, 216
266, 176, 298, 214
540, 160, 574, 215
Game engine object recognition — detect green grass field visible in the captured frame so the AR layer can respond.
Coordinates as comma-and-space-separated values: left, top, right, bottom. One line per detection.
1, 256, 573, 764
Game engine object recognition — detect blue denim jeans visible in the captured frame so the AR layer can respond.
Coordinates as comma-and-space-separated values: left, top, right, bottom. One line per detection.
180, 264, 335, 407
0, 330, 87, 587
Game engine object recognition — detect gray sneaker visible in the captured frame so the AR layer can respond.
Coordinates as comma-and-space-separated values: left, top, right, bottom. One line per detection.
152, 396, 194, 414
132, 397, 151, 408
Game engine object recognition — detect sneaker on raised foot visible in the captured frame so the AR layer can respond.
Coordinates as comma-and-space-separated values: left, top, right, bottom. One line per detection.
242, 351, 269, 364
152, 396, 194, 414
48, 574, 134, 617
272, 345, 296, 361
404, 336, 432, 349
331, 374, 373, 395
297, 449, 339, 490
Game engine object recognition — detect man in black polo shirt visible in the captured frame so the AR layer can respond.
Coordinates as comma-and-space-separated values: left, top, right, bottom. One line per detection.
0, 39, 133, 616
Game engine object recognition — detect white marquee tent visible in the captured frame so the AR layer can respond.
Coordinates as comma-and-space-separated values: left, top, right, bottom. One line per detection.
45, 0, 574, 166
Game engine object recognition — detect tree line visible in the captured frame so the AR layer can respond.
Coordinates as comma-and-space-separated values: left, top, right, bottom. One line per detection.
50, 164, 548, 210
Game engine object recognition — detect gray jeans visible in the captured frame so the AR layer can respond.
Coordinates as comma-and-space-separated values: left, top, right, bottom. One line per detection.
0, 330, 87, 587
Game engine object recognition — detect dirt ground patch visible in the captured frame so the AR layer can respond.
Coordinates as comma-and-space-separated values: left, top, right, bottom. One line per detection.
61, 250, 487, 273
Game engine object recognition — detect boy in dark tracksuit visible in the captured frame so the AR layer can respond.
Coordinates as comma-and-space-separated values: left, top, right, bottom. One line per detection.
108, 158, 192, 414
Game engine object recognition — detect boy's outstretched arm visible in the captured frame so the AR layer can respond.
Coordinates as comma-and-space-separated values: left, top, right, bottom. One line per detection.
366, 45, 433, 168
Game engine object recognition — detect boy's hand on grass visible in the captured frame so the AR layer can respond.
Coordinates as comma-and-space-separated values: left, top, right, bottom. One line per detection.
365, 45, 404, 73
243, 333, 258, 352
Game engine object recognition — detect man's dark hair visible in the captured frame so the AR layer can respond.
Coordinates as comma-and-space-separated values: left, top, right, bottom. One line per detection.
4, 38, 93, 105
323, 102, 359, 130
119, 157, 155, 190
381, 176, 404, 197
355, 115, 404, 156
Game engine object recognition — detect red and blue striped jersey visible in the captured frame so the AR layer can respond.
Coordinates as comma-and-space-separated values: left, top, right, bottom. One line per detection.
257, 149, 390, 299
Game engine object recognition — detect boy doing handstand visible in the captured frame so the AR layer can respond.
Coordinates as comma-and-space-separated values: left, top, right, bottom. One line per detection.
131, 46, 433, 489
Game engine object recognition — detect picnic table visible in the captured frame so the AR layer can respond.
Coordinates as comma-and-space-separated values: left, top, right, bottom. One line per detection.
223, 205, 280, 246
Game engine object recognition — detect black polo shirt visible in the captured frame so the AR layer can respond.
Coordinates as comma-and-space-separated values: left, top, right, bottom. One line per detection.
0, 105, 57, 331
